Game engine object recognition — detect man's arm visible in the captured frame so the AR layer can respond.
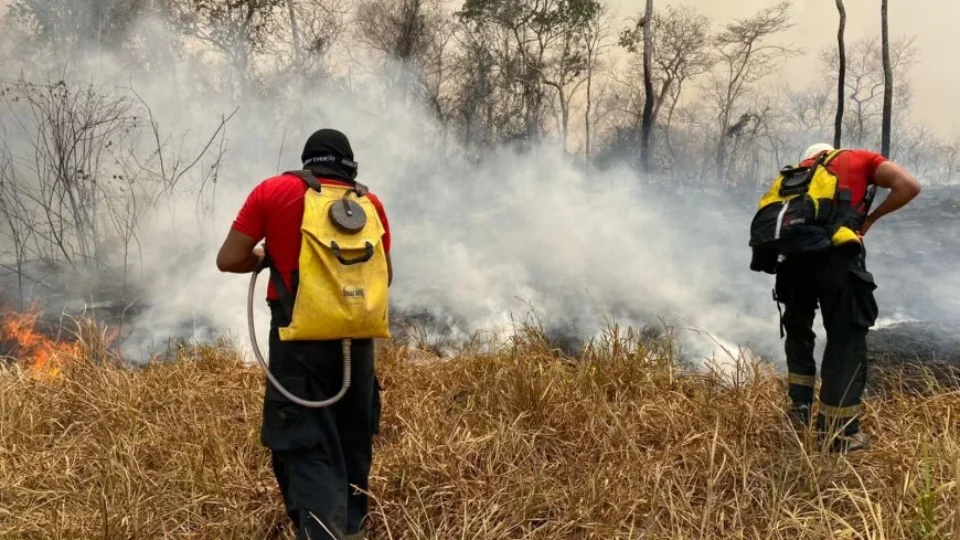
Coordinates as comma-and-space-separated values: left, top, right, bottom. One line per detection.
218, 181, 267, 273
861, 160, 922, 235
216, 230, 264, 273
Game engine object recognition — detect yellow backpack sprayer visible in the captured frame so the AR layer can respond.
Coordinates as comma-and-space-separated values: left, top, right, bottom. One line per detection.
247, 169, 390, 408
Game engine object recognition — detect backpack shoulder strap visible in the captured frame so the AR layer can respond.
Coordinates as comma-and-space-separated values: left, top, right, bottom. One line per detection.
261, 248, 295, 323
352, 181, 369, 197
822, 148, 846, 167
284, 169, 323, 192
287, 168, 369, 198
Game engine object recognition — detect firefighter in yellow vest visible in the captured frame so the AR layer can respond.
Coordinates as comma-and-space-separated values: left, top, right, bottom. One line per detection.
750, 143, 920, 452
217, 129, 392, 539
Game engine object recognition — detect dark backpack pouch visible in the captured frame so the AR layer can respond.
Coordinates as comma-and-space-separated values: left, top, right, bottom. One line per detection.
748, 156, 835, 274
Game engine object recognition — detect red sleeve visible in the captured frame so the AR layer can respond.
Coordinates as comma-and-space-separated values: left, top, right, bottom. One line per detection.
368, 194, 391, 254
231, 182, 267, 241
855, 149, 887, 184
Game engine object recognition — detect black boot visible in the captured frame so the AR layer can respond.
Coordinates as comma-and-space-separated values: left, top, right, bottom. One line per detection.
821, 431, 872, 453
786, 402, 811, 430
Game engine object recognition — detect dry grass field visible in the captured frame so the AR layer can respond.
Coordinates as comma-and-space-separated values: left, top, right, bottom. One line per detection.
1, 312, 958, 539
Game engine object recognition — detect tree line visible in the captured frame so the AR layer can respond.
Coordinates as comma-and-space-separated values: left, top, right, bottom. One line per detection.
0, 0, 958, 307
1, 0, 956, 185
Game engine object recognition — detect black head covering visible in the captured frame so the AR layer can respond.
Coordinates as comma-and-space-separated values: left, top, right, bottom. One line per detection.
300, 128, 359, 182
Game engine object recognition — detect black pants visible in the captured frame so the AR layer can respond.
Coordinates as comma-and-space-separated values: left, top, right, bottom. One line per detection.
774, 244, 879, 435
261, 302, 381, 539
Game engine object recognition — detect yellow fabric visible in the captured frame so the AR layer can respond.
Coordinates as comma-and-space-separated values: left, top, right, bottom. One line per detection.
787, 373, 816, 388
279, 185, 390, 341
822, 148, 845, 165
757, 176, 788, 209
757, 149, 846, 218
831, 226, 861, 246
820, 403, 862, 418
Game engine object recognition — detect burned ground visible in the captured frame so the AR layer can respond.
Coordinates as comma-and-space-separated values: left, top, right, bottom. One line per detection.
2, 188, 958, 369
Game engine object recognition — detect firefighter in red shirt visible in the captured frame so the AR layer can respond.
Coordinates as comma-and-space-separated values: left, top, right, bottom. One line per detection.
776, 143, 920, 452
216, 129, 391, 540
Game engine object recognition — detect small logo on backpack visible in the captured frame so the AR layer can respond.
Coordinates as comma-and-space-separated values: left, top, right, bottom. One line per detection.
343, 287, 365, 303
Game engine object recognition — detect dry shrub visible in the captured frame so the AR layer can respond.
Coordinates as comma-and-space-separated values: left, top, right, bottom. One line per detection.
0, 322, 958, 539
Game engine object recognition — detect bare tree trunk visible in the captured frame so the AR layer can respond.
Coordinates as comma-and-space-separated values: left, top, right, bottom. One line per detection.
663, 96, 681, 168
287, 0, 302, 65
560, 94, 570, 153
640, 0, 655, 173
834, 0, 846, 148
585, 63, 593, 161
583, 9, 606, 164
881, 0, 893, 157
714, 110, 729, 184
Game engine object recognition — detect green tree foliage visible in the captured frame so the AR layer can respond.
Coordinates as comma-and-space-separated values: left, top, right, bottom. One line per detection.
456, 0, 601, 146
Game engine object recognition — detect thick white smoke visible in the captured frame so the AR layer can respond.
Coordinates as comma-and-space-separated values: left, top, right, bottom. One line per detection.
1, 9, 951, 371
121, 71, 780, 366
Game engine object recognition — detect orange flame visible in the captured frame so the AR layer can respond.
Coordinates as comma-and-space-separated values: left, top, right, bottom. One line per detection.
1, 306, 77, 379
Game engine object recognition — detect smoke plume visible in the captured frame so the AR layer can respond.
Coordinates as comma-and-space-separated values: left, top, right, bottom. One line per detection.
0, 8, 954, 371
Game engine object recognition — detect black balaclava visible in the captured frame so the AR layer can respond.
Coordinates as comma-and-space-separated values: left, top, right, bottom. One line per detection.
300, 128, 359, 183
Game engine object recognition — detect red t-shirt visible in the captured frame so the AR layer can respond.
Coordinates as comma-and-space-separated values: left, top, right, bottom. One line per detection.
231, 173, 391, 300
801, 148, 887, 208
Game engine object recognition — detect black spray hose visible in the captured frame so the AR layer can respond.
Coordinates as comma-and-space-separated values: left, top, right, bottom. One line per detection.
247, 270, 351, 408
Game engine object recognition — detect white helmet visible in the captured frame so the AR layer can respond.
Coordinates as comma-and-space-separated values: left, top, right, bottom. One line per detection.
803, 142, 835, 160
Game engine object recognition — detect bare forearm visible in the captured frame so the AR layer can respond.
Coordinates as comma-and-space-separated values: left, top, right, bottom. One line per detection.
216, 232, 264, 273
224, 252, 261, 274
865, 161, 922, 232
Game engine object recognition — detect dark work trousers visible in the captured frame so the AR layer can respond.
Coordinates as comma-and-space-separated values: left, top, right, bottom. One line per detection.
774, 243, 879, 436
261, 301, 381, 540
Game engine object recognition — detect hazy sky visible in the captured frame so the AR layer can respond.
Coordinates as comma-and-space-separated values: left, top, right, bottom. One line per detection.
608, 0, 960, 138
0, 0, 955, 137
